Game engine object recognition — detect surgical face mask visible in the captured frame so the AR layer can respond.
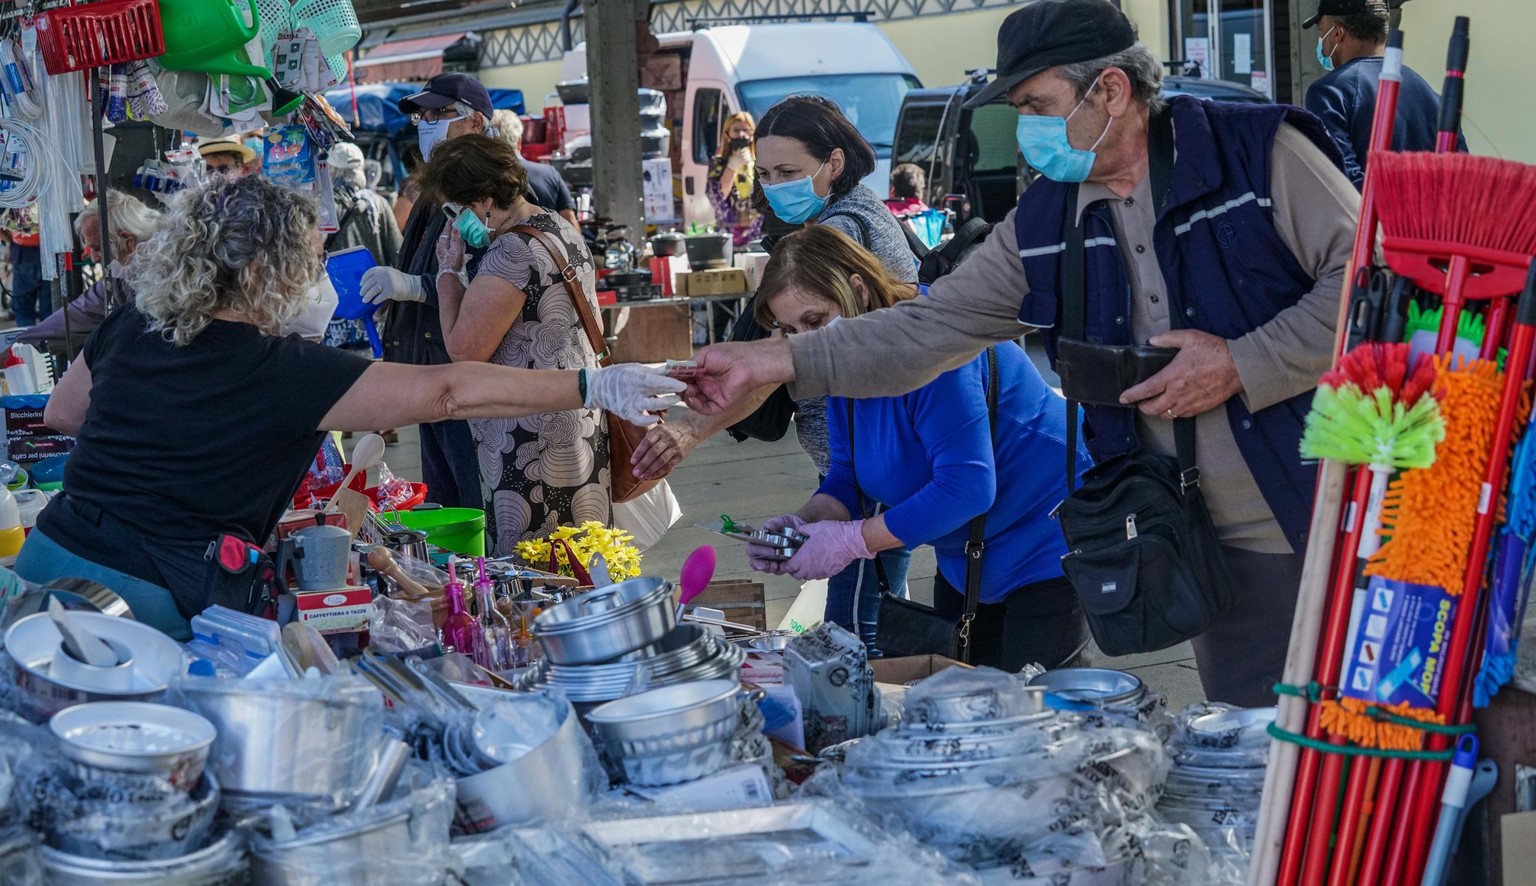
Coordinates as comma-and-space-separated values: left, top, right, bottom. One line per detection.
1317, 27, 1338, 72
448, 204, 493, 249
727, 137, 752, 152
417, 115, 463, 160
284, 274, 339, 340
1014, 79, 1113, 184
762, 161, 829, 224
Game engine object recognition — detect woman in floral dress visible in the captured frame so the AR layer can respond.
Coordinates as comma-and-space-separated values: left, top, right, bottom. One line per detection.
418, 135, 609, 554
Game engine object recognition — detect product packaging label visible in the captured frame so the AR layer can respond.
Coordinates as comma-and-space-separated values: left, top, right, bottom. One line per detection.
1342, 576, 1458, 710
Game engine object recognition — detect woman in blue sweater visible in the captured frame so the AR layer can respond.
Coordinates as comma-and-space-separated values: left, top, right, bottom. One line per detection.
747, 226, 1091, 670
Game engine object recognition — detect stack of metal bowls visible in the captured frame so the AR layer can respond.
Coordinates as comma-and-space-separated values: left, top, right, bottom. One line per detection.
1158, 704, 1275, 858
586, 679, 744, 786
1027, 667, 1174, 741
519, 579, 744, 704
38, 702, 231, 875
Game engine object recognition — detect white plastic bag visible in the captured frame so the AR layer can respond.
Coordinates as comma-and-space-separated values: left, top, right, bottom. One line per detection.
612, 480, 681, 551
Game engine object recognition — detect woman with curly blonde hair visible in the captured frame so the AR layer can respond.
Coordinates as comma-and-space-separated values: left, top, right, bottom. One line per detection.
13, 175, 683, 638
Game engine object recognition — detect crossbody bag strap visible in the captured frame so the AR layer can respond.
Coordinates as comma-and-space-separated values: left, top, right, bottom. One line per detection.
1061, 183, 1084, 493
959, 346, 1000, 654
510, 223, 610, 367
844, 398, 891, 594
1143, 106, 1199, 485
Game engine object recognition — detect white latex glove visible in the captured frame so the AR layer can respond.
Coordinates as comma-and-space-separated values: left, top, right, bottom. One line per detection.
747, 514, 806, 575
584, 364, 686, 427
360, 266, 425, 305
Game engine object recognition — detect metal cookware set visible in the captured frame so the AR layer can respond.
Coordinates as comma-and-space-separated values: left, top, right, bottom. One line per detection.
1157, 703, 1275, 860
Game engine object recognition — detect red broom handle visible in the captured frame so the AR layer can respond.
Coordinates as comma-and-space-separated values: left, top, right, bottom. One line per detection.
1357, 760, 1407, 885
1281, 472, 1374, 884
1434, 17, 1470, 154
1327, 757, 1372, 883
1349, 31, 1405, 282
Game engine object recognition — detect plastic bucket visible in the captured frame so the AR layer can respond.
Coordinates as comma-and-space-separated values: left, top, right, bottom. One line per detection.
382, 508, 486, 557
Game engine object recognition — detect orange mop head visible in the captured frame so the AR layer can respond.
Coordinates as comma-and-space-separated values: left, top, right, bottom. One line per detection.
1319, 355, 1504, 749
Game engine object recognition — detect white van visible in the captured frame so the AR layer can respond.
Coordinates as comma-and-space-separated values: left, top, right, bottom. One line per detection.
562, 22, 920, 228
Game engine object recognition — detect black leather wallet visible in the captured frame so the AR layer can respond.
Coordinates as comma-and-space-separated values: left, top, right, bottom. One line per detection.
1056, 338, 1178, 406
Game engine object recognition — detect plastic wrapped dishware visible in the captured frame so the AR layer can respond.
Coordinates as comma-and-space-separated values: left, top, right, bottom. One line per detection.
249, 776, 455, 886
898, 666, 1047, 733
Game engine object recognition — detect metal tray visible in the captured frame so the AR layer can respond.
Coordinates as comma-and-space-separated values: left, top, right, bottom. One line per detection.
577, 800, 888, 885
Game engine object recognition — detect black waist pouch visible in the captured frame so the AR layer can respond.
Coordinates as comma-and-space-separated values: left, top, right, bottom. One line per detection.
142, 533, 277, 621
1055, 447, 1234, 656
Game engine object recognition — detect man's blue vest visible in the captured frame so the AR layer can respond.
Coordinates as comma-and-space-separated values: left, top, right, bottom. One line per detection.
1014, 95, 1344, 551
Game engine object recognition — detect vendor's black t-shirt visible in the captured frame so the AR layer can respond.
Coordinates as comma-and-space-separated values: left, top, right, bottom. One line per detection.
524, 160, 575, 214
38, 307, 372, 575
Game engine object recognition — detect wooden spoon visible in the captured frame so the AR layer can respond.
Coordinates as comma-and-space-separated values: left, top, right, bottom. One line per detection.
326, 433, 387, 537
367, 545, 431, 599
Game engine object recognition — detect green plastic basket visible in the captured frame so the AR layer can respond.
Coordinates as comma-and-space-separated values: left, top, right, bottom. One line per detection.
382, 508, 487, 558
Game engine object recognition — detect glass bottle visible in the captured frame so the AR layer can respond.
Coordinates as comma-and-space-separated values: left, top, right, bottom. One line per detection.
474, 557, 514, 671
438, 558, 487, 665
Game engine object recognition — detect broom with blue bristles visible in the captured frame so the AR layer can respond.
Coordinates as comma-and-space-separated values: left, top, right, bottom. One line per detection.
1474, 422, 1536, 707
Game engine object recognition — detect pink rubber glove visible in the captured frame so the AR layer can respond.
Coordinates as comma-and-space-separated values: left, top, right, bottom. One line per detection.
784, 519, 873, 581
746, 514, 805, 576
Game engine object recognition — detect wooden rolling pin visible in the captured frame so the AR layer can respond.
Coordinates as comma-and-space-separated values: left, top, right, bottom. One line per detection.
367, 546, 432, 599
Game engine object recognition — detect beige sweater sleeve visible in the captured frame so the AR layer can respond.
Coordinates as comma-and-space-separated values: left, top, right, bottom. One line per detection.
786, 207, 1034, 398
1227, 123, 1360, 412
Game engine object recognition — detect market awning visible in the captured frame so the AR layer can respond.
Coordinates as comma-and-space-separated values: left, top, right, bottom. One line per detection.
354, 32, 478, 81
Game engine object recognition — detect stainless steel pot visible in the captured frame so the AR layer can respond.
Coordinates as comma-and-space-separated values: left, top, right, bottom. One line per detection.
40, 829, 247, 886
248, 780, 454, 886
456, 696, 592, 832
533, 577, 675, 665
171, 677, 382, 806
1027, 667, 1145, 708
383, 530, 430, 566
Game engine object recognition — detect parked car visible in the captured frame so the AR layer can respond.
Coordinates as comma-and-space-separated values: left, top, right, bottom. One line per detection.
891, 71, 1270, 225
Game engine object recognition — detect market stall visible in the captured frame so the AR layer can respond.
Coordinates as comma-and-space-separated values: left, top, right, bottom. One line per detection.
0, 458, 1279, 885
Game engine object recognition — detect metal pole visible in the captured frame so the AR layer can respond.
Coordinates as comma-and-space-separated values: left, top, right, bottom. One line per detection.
584, 0, 647, 246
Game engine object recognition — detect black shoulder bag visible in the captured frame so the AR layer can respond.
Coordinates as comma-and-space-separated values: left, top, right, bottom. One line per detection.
872, 347, 998, 663
1053, 107, 1235, 656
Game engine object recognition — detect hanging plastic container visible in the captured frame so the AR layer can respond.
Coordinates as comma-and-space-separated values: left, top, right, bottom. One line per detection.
36, 0, 165, 74
293, 0, 361, 57
157, 0, 269, 78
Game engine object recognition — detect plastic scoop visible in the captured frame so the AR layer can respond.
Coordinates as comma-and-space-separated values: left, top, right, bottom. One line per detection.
675, 545, 716, 621
48, 596, 119, 667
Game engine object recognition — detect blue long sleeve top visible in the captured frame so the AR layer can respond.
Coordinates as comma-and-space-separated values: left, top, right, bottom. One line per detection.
818, 343, 1090, 604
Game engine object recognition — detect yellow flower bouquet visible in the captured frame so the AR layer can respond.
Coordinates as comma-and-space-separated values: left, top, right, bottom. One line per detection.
515, 522, 642, 583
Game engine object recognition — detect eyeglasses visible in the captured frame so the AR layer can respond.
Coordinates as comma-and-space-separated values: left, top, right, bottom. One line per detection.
410, 108, 466, 125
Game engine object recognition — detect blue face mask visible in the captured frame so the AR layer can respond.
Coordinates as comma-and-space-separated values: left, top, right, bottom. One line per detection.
447, 204, 492, 249
1317, 27, 1338, 72
1014, 79, 1112, 184
762, 161, 829, 224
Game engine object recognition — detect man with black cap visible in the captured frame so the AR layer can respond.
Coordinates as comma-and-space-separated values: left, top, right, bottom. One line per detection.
358, 72, 496, 509
1305, 0, 1451, 188
681, 0, 1361, 706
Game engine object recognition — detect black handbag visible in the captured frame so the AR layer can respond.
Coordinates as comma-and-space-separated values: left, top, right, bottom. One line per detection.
872, 348, 999, 663
1053, 107, 1235, 656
